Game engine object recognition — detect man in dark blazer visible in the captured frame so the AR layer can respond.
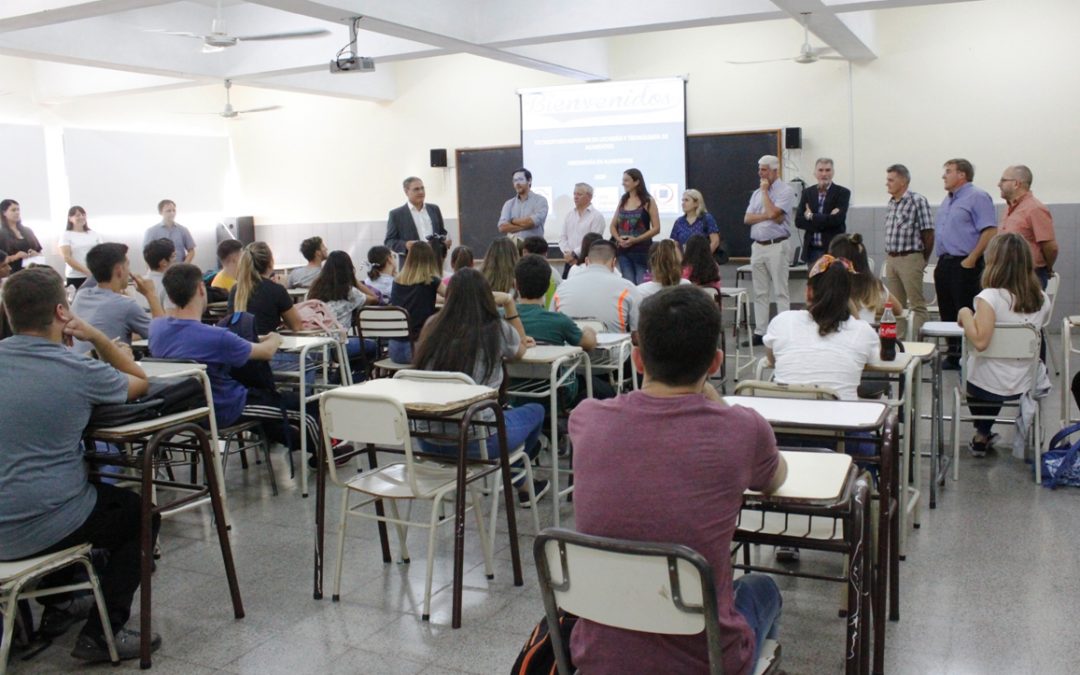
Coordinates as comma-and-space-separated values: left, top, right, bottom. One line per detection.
794, 158, 851, 266
385, 177, 450, 254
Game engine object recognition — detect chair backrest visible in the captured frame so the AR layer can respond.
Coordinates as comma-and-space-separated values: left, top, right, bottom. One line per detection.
534, 527, 725, 675
319, 388, 420, 490
356, 305, 411, 340
734, 379, 840, 401
959, 322, 1041, 390
1045, 273, 1060, 315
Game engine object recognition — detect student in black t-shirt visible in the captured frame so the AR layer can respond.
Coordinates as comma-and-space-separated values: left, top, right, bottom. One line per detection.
388, 241, 444, 364
227, 242, 304, 374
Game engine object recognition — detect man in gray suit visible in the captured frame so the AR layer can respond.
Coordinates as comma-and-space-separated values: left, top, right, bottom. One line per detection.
385, 177, 450, 254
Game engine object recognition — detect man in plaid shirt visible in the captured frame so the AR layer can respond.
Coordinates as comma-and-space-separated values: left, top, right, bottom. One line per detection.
883, 164, 935, 338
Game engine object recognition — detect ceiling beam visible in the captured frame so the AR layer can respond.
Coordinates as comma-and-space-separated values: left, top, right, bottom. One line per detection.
0, 0, 172, 32
770, 0, 877, 60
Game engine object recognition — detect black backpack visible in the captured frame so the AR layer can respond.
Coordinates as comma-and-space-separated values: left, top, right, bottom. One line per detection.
89, 376, 206, 428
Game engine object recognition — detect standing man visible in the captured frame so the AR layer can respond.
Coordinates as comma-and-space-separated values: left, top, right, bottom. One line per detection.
498, 168, 548, 240
997, 165, 1057, 289
795, 157, 850, 266
385, 177, 449, 255
744, 155, 796, 346
557, 182, 606, 278
144, 199, 195, 264
882, 164, 935, 339
934, 158, 997, 367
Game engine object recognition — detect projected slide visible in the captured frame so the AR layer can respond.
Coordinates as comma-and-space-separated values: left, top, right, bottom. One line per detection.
520, 77, 686, 243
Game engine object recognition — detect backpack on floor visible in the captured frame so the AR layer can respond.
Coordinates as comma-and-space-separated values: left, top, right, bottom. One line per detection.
510, 611, 578, 675
1041, 421, 1080, 489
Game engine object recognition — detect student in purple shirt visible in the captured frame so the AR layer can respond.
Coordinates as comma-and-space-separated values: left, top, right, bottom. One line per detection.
933, 158, 998, 368
570, 286, 788, 675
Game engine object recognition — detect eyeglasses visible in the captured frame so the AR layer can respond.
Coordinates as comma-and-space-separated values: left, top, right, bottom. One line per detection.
809, 254, 855, 278
998, 177, 1019, 184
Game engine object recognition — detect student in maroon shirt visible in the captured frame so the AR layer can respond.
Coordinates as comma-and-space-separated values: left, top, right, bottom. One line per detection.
569, 286, 788, 675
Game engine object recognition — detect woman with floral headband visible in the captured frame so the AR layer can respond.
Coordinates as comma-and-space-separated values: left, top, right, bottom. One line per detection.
763, 254, 878, 400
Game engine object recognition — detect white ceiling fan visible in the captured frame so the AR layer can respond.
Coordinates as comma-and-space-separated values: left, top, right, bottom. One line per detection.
194, 80, 280, 119
727, 13, 847, 65
154, 0, 331, 53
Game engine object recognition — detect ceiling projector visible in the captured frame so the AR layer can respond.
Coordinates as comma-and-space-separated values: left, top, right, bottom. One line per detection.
330, 56, 375, 73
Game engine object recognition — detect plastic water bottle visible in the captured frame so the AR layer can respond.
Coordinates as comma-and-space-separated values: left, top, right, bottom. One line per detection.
879, 301, 897, 361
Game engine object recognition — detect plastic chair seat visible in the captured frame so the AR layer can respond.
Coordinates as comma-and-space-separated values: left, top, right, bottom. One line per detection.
343, 460, 486, 500
373, 358, 411, 372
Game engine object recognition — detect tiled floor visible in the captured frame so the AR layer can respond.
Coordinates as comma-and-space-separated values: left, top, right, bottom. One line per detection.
10, 339, 1080, 674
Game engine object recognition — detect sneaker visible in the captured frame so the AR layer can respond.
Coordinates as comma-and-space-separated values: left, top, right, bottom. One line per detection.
941, 356, 962, 371
740, 334, 765, 348
775, 546, 800, 563
71, 628, 162, 663
308, 444, 353, 470
39, 594, 95, 638
519, 480, 550, 508
968, 438, 988, 458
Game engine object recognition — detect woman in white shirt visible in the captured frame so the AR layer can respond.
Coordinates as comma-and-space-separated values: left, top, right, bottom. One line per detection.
957, 233, 1051, 456
764, 254, 878, 400
636, 239, 689, 298
58, 206, 102, 289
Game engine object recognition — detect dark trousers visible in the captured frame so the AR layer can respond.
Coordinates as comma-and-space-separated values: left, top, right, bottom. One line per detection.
35, 483, 159, 640
803, 245, 827, 268
242, 387, 323, 454
562, 262, 574, 280
966, 382, 1021, 437
1035, 266, 1050, 289
934, 254, 983, 355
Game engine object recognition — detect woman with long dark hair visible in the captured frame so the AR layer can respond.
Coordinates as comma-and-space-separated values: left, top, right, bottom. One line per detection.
59, 205, 102, 289
365, 245, 395, 300
763, 255, 878, 400
0, 199, 42, 273
608, 168, 661, 284
413, 268, 548, 501
308, 251, 371, 361
682, 234, 721, 290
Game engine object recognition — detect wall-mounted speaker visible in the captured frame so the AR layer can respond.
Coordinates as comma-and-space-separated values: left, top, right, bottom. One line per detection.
430, 148, 448, 167
785, 127, 802, 150
235, 216, 255, 245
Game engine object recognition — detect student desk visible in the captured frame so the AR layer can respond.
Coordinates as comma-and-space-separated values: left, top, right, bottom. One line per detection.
919, 321, 964, 508
310, 378, 523, 629
720, 286, 755, 381
84, 404, 243, 668
1062, 316, 1080, 428
724, 395, 897, 675
287, 287, 308, 302
738, 451, 872, 675
506, 345, 592, 528
593, 331, 636, 392
277, 335, 350, 498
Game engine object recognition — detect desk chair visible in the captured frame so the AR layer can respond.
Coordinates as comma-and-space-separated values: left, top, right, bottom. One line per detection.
534, 528, 781, 675
951, 323, 1043, 483
1, 545, 119, 673
1044, 273, 1061, 376
355, 306, 413, 378
572, 318, 634, 393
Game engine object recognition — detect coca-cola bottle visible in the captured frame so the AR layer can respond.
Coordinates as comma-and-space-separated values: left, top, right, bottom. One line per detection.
879, 301, 897, 361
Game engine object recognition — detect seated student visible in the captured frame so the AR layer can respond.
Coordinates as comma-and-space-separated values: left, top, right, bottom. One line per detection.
569, 286, 786, 675
957, 232, 1051, 456
366, 245, 396, 301
211, 239, 244, 292
521, 235, 561, 308
553, 240, 641, 333
764, 254, 878, 401
440, 245, 474, 292
287, 236, 326, 289
0, 266, 160, 662
307, 251, 376, 372
483, 237, 520, 295
682, 233, 722, 291
829, 233, 902, 323
515, 254, 614, 401
414, 267, 548, 502
388, 240, 444, 364
566, 232, 605, 280
150, 264, 330, 465
637, 239, 690, 299
228, 242, 304, 374
141, 237, 176, 310
71, 243, 164, 355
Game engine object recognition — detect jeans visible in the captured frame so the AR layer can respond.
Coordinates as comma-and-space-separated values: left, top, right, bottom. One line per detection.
32, 483, 160, 640
418, 403, 545, 483
733, 573, 782, 666
271, 351, 316, 384
966, 381, 1020, 437
617, 249, 650, 285
1035, 266, 1050, 289
388, 338, 412, 365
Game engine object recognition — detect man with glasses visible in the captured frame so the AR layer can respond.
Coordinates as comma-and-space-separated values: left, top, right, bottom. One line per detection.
997, 165, 1057, 289
498, 167, 548, 240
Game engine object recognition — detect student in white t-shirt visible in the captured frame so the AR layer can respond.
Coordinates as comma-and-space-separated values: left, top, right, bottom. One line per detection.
957, 233, 1051, 456
59, 206, 102, 289
764, 254, 878, 400
636, 239, 690, 299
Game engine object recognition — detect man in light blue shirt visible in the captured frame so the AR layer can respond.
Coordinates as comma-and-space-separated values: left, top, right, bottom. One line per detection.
143, 199, 195, 263
498, 167, 548, 240
744, 155, 797, 342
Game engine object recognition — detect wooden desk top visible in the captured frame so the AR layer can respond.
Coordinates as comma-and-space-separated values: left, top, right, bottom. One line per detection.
337, 379, 497, 414
745, 451, 854, 505
723, 395, 889, 431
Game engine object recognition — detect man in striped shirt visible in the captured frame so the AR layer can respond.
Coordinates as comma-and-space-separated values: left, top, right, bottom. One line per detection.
882, 164, 935, 339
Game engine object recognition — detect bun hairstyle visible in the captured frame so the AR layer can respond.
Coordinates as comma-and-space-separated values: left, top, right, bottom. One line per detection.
807, 255, 854, 336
